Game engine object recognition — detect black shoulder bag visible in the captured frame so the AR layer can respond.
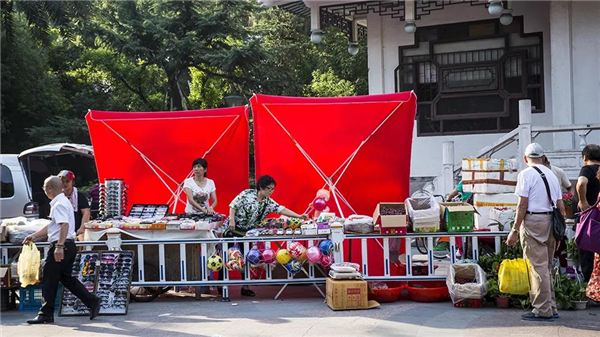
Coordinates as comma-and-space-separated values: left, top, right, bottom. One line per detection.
532, 166, 566, 240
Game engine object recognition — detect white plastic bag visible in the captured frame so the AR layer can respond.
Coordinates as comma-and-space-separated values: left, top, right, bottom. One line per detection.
18, 243, 41, 286
405, 196, 440, 229
344, 215, 374, 234
446, 263, 487, 303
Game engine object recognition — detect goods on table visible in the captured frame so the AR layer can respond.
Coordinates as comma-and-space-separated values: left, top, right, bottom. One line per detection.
373, 203, 408, 234
473, 193, 517, 229
343, 215, 374, 234
405, 197, 440, 232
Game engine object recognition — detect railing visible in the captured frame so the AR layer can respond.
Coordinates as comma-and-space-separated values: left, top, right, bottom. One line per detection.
1, 229, 508, 300
441, 99, 600, 195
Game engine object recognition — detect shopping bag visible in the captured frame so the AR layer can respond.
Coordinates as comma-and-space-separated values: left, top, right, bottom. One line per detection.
498, 258, 531, 295
18, 243, 41, 286
575, 197, 600, 253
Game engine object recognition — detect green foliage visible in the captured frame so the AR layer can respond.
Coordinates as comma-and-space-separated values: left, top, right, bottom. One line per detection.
307, 69, 356, 97
563, 240, 579, 261
569, 281, 588, 302
1, 1, 368, 154
487, 278, 509, 298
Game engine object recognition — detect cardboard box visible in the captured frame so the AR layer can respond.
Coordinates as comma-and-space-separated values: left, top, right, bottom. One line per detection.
0, 265, 11, 288
462, 158, 518, 171
440, 202, 475, 232
380, 226, 407, 235
373, 203, 408, 229
473, 193, 518, 229
326, 278, 379, 311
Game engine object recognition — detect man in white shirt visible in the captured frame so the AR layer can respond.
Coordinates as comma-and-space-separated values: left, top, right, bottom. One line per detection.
23, 176, 100, 324
507, 143, 565, 322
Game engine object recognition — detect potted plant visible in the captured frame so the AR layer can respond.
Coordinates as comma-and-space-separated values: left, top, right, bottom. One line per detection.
570, 281, 588, 310
563, 241, 579, 267
487, 278, 510, 308
562, 192, 574, 219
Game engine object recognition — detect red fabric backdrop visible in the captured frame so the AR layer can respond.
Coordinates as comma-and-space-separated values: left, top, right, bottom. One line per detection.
86, 107, 249, 214
251, 92, 417, 275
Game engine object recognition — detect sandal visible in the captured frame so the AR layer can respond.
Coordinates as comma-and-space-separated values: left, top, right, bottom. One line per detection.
241, 287, 256, 297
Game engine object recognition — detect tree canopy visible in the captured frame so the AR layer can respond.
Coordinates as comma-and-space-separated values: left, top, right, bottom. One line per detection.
1, 0, 368, 153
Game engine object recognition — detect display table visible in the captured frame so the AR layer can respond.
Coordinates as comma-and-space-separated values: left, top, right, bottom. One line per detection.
84, 228, 217, 242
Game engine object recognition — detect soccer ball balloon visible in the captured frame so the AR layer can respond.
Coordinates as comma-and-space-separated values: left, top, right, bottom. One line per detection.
207, 254, 223, 271
276, 249, 291, 265
247, 247, 262, 265
288, 242, 306, 259
319, 240, 334, 255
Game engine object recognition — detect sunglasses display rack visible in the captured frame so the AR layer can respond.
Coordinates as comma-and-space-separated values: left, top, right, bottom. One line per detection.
99, 179, 128, 218
128, 204, 170, 219
97, 251, 134, 315
59, 252, 99, 316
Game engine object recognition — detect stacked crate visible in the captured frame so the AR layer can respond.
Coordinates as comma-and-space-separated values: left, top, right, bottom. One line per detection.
462, 158, 518, 230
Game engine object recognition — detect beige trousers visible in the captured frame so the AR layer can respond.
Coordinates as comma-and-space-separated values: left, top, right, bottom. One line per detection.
520, 214, 557, 317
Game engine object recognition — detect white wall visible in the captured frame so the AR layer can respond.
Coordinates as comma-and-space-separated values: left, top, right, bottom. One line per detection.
367, 1, 566, 179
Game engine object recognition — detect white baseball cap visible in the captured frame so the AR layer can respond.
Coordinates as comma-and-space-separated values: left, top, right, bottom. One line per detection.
524, 143, 544, 158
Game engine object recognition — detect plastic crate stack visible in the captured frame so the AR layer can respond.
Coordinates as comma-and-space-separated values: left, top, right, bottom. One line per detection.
19, 285, 62, 311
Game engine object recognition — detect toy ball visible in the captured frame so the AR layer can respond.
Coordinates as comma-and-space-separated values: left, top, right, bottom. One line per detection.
247, 248, 262, 265
288, 242, 306, 259
313, 197, 327, 211
207, 254, 223, 271
262, 248, 275, 264
225, 260, 238, 271
228, 247, 242, 260
285, 260, 303, 275
276, 249, 291, 265
319, 240, 334, 255
286, 217, 303, 230
320, 254, 334, 268
298, 250, 307, 262
306, 246, 322, 263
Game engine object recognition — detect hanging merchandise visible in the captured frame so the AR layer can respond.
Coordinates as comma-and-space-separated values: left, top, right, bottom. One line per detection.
262, 248, 276, 264
100, 179, 128, 218
284, 260, 304, 275
306, 246, 322, 264
320, 254, 334, 268
59, 252, 99, 316
18, 243, 40, 287
288, 242, 306, 260
276, 249, 291, 265
246, 246, 263, 265
319, 240, 334, 256
226, 245, 244, 272
207, 250, 223, 272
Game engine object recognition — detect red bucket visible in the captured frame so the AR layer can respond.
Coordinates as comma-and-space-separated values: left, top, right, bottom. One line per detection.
368, 281, 404, 303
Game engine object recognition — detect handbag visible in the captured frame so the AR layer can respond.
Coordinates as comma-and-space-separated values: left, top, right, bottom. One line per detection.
532, 166, 566, 240
575, 197, 600, 253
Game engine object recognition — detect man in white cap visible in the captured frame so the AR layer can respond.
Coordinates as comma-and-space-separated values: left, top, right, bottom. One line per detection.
507, 143, 565, 321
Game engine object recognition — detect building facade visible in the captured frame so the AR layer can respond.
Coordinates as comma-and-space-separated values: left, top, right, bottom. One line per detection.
263, 0, 600, 193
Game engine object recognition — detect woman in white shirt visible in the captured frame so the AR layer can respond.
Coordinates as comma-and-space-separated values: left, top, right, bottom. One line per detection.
183, 158, 217, 215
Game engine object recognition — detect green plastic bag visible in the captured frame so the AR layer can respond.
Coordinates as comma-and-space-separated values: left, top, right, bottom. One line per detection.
498, 258, 531, 295
18, 243, 40, 286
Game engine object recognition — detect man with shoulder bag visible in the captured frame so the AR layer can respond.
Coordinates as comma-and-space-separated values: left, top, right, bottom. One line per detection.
22, 176, 100, 324
507, 143, 566, 321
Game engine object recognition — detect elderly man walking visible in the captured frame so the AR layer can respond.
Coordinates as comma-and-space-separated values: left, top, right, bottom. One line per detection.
507, 143, 565, 321
23, 176, 100, 324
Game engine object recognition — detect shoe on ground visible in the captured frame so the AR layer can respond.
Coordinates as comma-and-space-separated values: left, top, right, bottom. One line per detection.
90, 296, 101, 320
521, 312, 553, 321
27, 315, 54, 324
553, 313, 560, 318
241, 287, 255, 297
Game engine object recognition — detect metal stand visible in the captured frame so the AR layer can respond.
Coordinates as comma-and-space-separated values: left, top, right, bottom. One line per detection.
273, 265, 326, 300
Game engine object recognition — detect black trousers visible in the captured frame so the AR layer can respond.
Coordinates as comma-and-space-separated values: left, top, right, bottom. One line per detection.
40, 241, 95, 316
579, 247, 595, 282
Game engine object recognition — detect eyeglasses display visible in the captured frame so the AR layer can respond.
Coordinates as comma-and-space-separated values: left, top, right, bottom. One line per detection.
58, 250, 134, 316
96, 251, 134, 315
128, 204, 170, 219
99, 179, 129, 219
59, 252, 99, 316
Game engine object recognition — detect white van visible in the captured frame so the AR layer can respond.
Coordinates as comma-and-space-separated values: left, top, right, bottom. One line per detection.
0, 143, 95, 220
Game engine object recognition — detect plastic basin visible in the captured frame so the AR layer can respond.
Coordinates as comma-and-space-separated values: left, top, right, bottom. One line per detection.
368, 281, 403, 303
406, 281, 449, 302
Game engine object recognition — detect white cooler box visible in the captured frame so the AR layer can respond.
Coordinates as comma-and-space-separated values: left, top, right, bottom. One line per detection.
473, 193, 518, 229
462, 158, 518, 194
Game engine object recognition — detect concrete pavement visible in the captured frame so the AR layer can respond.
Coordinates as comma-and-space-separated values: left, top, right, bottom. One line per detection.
2, 285, 599, 337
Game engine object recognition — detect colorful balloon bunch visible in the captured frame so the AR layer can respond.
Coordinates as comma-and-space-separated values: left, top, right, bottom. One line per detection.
276, 241, 308, 275
305, 240, 334, 268
225, 245, 245, 272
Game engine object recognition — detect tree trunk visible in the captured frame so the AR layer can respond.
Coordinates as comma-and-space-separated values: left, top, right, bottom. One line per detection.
167, 71, 183, 111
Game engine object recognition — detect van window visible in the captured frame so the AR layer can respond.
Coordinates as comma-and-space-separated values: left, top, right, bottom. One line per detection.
1, 165, 15, 198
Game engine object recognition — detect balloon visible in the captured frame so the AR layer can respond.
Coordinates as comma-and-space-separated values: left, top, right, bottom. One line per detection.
319, 240, 334, 255
320, 254, 334, 268
262, 248, 275, 264
247, 248, 262, 265
207, 254, 223, 271
306, 246, 322, 263
313, 197, 327, 211
276, 249, 291, 265
288, 242, 306, 259
285, 260, 303, 274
